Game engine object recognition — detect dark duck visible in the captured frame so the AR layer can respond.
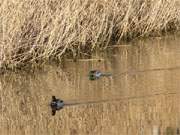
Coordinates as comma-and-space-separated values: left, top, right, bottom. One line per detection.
88, 70, 112, 80
50, 96, 64, 116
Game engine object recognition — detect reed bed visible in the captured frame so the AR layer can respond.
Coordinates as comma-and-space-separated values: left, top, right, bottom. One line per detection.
1, 0, 180, 69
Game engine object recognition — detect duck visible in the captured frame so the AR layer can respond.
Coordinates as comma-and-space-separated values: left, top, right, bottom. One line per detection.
88, 70, 111, 80
50, 96, 64, 116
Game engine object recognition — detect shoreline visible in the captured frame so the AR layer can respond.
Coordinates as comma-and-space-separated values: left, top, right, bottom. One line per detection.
1, 0, 180, 70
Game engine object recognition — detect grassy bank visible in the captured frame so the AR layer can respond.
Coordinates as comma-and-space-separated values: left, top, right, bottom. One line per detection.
1, 0, 180, 69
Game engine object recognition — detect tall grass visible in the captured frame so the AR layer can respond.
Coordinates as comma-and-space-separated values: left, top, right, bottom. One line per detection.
1, 0, 180, 69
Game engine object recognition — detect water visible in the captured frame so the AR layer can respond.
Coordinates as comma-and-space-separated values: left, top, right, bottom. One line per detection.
1, 34, 180, 135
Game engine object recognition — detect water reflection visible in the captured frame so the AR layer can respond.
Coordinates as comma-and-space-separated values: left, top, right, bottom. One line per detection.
1, 34, 180, 135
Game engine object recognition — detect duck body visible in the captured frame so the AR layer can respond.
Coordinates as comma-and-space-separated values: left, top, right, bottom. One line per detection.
89, 70, 102, 80
89, 70, 111, 80
50, 96, 64, 116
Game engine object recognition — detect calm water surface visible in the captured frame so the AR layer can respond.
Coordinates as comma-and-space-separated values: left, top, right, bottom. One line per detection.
1, 35, 180, 135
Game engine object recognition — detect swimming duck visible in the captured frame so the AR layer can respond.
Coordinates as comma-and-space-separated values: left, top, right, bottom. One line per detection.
50, 96, 64, 116
88, 70, 111, 80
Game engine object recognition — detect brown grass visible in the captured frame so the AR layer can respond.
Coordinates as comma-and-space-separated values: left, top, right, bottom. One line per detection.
0, 0, 180, 69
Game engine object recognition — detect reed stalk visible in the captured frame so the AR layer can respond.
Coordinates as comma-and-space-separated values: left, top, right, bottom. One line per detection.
0, 0, 180, 69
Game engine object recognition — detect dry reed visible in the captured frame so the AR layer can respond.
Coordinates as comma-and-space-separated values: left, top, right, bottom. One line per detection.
0, 0, 180, 69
